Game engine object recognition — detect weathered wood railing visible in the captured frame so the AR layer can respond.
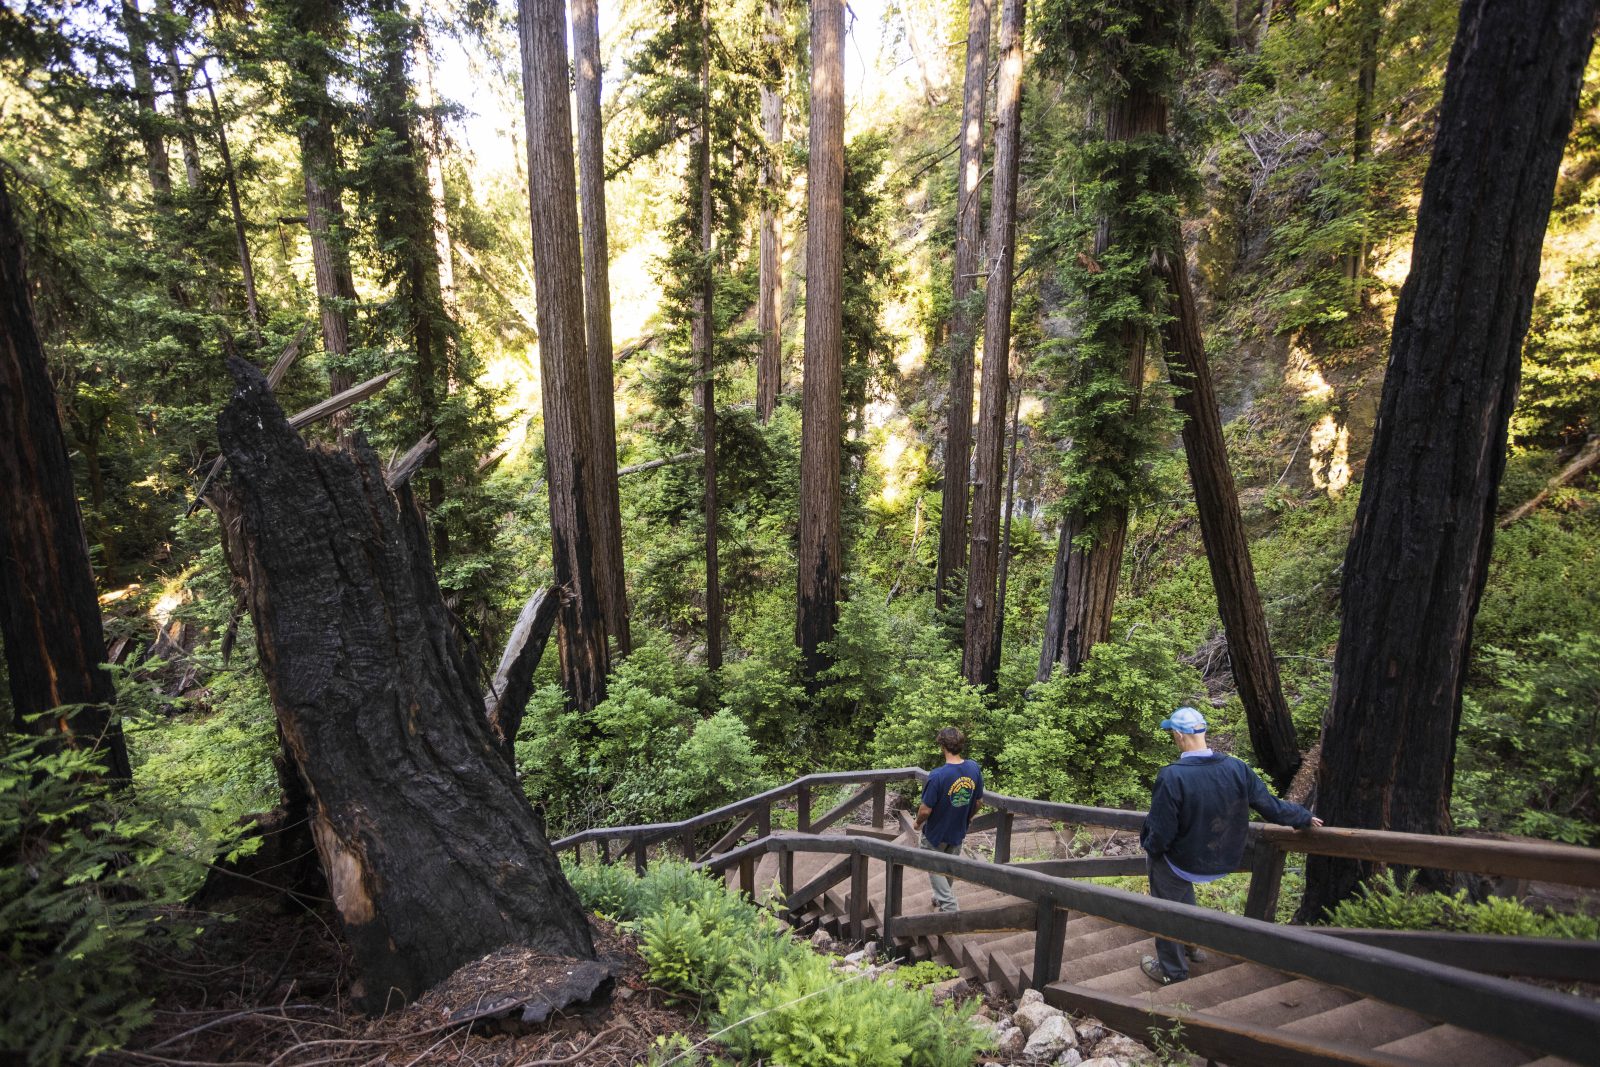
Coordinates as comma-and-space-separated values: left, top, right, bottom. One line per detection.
701, 833, 1600, 1066
552, 767, 1600, 914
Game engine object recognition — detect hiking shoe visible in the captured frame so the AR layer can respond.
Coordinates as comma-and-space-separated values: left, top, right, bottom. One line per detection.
1186, 946, 1207, 963
1141, 954, 1183, 985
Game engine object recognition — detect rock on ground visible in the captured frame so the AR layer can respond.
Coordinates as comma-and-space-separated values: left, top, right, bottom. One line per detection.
1023, 1014, 1078, 1060
1014, 999, 1063, 1035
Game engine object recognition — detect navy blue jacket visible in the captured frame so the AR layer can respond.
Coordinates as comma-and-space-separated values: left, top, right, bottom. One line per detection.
1140, 753, 1313, 876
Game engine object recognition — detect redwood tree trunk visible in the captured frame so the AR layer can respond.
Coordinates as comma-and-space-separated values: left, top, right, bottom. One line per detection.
519, 0, 611, 710
0, 173, 131, 781
797, 0, 845, 686
934, 0, 992, 614
756, 0, 784, 422
300, 114, 359, 423
572, 0, 631, 655
1037, 87, 1165, 681
960, 0, 1023, 691
216, 357, 594, 1009
694, 6, 722, 670
1300, 0, 1597, 921
1159, 244, 1299, 792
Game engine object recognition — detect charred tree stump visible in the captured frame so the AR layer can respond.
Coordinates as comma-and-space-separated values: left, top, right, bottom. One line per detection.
0, 171, 131, 781
216, 357, 594, 1009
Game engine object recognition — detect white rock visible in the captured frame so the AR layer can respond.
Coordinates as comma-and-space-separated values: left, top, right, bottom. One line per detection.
994, 1026, 1026, 1057
843, 949, 867, 963
810, 929, 831, 948
1076, 1059, 1121, 1067
1074, 1018, 1108, 1047
995, 1012, 1013, 1029
1092, 1034, 1156, 1065
1023, 1015, 1078, 1060
861, 940, 879, 959
1054, 1050, 1084, 1067
1014, 1000, 1064, 1036
931, 976, 972, 1001
1019, 988, 1046, 1007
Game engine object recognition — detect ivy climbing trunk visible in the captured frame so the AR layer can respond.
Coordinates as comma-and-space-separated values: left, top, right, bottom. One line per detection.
1038, 87, 1166, 681
934, 0, 992, 615
572, 0, 631, 655
694, 3, 722, 670
797, 0, 845, 687
1299, 0, 1597, 922
756, 0, 785, 423
960, 0, 1023, 691
0, 173, 132, 782
1158, 244, 1299, 792
518, 0, 611, 711
216, 357, 595, 1010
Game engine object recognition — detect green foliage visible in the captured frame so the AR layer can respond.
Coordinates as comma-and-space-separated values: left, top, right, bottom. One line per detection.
999, 628, 1204, 807
888, 960, 958, 989
1320, 871, 1600, 938
0, 727, 201, 1065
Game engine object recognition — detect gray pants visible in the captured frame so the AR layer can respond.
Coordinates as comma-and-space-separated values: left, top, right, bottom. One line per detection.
1147, 856, 1198, 981
922, 836, 961, 912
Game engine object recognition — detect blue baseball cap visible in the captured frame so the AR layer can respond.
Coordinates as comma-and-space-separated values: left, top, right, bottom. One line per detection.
1160, 706, 1208, 734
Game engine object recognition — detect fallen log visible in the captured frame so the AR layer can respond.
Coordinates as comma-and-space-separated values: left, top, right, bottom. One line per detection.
216, 357, 594, 1009
1499, 434, 1600, 527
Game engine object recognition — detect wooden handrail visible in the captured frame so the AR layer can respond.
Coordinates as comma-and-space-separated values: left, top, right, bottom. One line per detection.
552, 766, 1600, 892
702, 833, 1600, 1065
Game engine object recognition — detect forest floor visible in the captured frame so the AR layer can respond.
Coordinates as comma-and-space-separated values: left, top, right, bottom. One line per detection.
104, 903, 705, 1067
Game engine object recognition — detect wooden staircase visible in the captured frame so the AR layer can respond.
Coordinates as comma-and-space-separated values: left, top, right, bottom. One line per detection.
757, 830, 1585, 1067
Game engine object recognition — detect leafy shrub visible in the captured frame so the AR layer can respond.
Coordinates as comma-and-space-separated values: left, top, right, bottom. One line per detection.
1, 729, 200, 1065
999, 629, 1206, 808
890, 960, 958, 989
1320, 871, 1599, 938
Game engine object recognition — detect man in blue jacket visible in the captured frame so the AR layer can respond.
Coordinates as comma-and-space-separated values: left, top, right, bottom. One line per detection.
914, 727, 983, 912
1139, 706, 1321, 984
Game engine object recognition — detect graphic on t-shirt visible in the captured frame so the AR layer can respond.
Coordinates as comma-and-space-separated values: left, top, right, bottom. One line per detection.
947, 776, 976, 808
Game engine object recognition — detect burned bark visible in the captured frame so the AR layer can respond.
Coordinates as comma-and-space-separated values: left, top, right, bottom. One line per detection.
217, 357, 594, 1009
0, 172, 131, 781
1158, 245, 1299, 792
1300, 0, 1597, 921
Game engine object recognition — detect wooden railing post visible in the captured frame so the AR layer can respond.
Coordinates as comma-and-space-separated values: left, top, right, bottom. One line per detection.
871, 781, 886, 828
632, 834, 647, 875
739, 853, 756, 900
778, 847, 796, 919
679, 829, 696, 860
849, 853, 869, 942
797, 782, 811, 833
994, 811, 1015, 865
599, 838, 612, 865
881, 860, 904, 956
758, 800, 771, 839
1245, 841, 1287, 921
1032, 902, 1065, 989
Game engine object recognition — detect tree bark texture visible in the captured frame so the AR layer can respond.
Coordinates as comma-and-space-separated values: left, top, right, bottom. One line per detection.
411, 6, 456, 309
519, 0, 612, 710
1158, 244, 1299, 792
934, 0, 992, 614
216, 357, 594, 1009
571, 0, 631, 654
960, 0, 1023, 691
121, 0, 172, 203
1343, 0, 1381, 292
797, 0, 845, 686
1038, 87, 1166, 681
756, 0, 785, 422
994, 363, 1023, 633
694, 8, 722, 670
1300, 0, 1597, 922
0, 173, 132, 781
300, 113, 359, 425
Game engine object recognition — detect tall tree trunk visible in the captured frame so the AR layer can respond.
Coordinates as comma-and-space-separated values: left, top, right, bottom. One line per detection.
797, 0, 845, 687
1037, 87, 1165, 681
518, 0, 612, 711
756, 0, 785, 422
0, 173, 132, 782
1158, 243, 1300, 792
300, 111, 359, 428
571, 0, 631, 654
960, 0, 1023, 691
694, 4, 722, 670
215, 358, 596, 1010
154, 0, 204, 192
121, 0, 172, 203
202, 66, 262, 331
994, 362, 1023, 635
934, 0, 992, 614
411, 3, 456, 312
1343, 0, 1381, 296
1299, 0, 1597, 922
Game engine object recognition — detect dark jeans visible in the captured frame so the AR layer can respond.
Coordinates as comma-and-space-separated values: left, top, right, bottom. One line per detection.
1147, 855, 1197, 981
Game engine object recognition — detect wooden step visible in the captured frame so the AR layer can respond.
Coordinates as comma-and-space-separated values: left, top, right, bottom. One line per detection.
1278, 997, 1433, 1046
1204, 977, 1357, 1027
1373, 1024, 1540, 1067
1063, 936, 1158, 985
1135, 962, 1286, 1011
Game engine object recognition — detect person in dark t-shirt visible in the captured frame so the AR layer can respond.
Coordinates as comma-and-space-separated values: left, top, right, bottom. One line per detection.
914, 727, 984, 912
